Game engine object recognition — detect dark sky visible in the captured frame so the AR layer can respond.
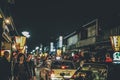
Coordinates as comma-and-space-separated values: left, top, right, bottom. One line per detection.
9, 0, 120, 52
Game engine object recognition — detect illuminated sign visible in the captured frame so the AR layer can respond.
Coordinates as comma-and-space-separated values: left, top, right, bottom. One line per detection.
110, 36, 120, 52
50, 42, 54, 52
59, 36, 63, 48
113, 52, 120, 64
15, 36, 26, 53
57, 49, 62, 57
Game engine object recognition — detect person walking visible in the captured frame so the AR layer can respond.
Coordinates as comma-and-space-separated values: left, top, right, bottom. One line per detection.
105, 53, 112, 63
26, 53, 36, 80
13, 53, 31, 80
0, 51, 11, 80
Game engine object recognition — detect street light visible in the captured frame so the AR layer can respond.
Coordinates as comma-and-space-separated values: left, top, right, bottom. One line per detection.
35, 46, 39, 55
5, 18, 11, 25
31, 50, 35, 54
22, 31, 30, 38
32, 50, 35, 53
35, 46, 39, 50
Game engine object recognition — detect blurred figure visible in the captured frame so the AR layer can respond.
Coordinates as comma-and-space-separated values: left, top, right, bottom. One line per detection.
105, 53, 112, 63
79, 51, 85, 62
26, 53, 36, 80
73, 53, 79, 62
13, 53, 31, 80
76, 51, 86, 68
90, 57, 96, 62
80, 60, 85, 68
63, 55, 70, 60
13, 53, 18, 66
97, 57, 101, 62
33, 56, 37, 67
0, 51, 11, 80
63, 55, 67, 60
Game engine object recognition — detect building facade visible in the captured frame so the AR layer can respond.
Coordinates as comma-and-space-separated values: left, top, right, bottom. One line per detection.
0, 1, 17, 59
63, 19, 120, 60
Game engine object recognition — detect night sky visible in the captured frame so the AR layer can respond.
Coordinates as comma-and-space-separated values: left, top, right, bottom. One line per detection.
8, 0, 120, 52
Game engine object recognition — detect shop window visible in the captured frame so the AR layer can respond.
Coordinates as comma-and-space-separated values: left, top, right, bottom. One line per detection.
81, 29, 88, 40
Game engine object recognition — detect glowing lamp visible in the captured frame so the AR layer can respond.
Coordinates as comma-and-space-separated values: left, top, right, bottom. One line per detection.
57, 49, 61, 57
5, 18, 11, 24
15, 36, 26, 52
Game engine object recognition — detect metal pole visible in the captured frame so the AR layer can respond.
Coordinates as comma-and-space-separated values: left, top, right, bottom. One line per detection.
0, 18, 3, 57
10, 37, 13, 80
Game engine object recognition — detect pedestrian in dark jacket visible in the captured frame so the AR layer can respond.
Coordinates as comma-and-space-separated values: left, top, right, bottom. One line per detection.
13, 53, 31, 80
26, 53, 36, 80
0, 51, 11, 80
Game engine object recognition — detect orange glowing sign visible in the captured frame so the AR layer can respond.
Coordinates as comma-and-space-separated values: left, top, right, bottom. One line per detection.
110, 36, 120, 52
57, 49, 61, 56
15, 36, 26, 51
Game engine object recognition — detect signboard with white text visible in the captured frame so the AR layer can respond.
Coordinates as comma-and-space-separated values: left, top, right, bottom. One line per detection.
113, 52, 120, 64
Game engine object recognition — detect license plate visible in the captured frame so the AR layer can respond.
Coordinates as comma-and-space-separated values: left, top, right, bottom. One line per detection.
60, 72, 70, 76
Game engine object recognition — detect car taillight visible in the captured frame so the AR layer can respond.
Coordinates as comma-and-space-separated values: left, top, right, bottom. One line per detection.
61, 66, 66, 69
61, 66, 68, 69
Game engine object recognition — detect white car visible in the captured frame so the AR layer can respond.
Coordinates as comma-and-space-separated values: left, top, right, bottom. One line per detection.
39, 60, 76, 80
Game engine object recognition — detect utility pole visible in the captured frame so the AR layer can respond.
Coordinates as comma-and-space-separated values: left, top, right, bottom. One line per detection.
0, 18, 3, 56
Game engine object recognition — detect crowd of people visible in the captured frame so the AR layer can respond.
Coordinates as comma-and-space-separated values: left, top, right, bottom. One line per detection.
0, 50, 113, 80
0, 51, 36, 80
62, 50, 113, 68
0, 51, 11, 80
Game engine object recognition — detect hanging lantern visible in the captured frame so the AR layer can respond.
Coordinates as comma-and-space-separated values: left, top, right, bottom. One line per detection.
15, 36, 26, 52
110, 36, 120, 52
57, 49, 62, 57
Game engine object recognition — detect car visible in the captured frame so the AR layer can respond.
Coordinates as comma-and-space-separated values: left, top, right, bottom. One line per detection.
39, 60, 76, 80
71, 63, 108, 80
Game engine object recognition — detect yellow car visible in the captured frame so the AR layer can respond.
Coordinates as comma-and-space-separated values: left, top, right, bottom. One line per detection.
39, 60, 76, 80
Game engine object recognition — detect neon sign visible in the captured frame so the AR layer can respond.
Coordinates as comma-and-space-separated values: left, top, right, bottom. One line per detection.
113, 52, 120, 64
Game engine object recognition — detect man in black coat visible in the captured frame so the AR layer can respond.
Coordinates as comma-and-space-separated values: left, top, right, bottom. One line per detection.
26, 53, 36, 80
0, 51, 11, 80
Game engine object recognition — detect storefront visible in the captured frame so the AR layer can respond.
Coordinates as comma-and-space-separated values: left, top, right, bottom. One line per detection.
0, 9, 16, 62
